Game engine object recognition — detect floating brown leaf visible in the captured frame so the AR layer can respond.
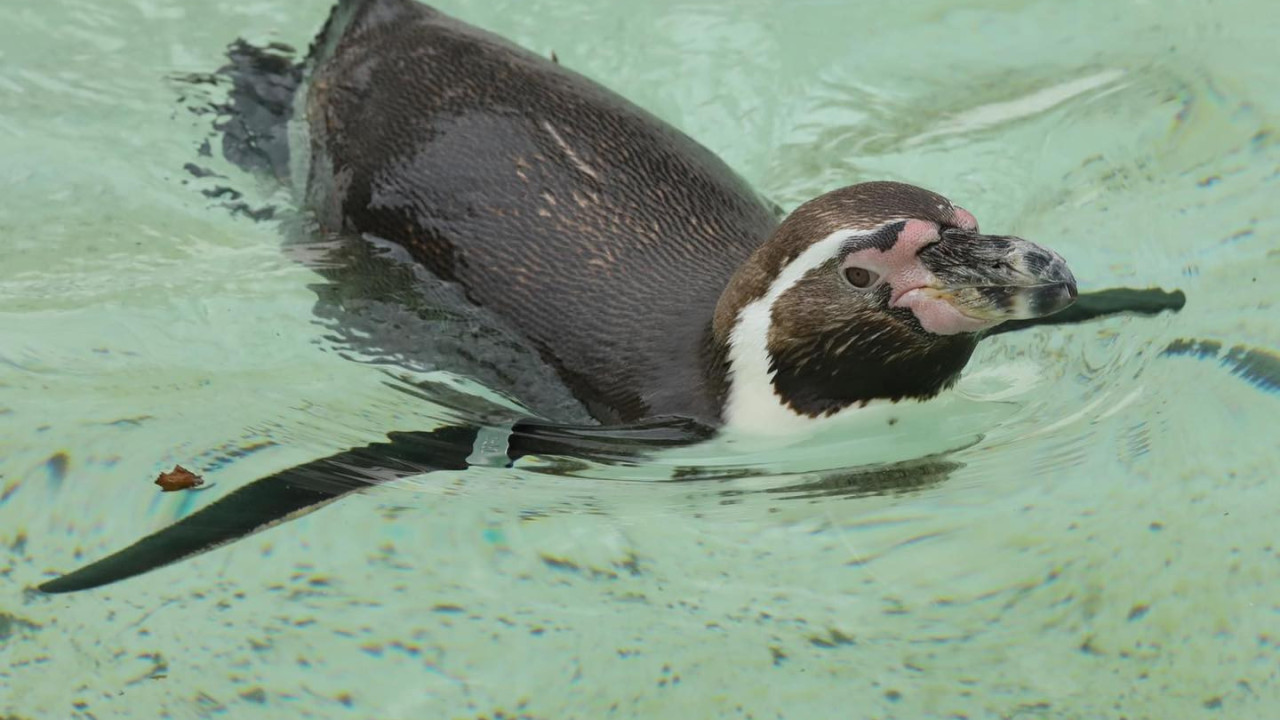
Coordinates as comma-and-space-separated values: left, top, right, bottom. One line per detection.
155, 465, 204, 492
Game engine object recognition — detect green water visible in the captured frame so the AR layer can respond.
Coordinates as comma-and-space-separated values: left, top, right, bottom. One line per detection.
2, 0, 1278, 718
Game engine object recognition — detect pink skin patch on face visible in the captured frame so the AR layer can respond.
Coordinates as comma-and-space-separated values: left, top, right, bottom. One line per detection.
841, 214, 999, 336
951, 206, 978, 231
894, 288, 995, 334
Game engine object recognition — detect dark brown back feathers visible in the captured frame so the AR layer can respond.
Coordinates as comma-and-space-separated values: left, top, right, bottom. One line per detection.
304, 0, 777, 424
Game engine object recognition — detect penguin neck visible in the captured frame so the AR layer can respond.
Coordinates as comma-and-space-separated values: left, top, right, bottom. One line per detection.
707, 226, 977, 434
705, 226, 799, 427
709, 223, 830, 431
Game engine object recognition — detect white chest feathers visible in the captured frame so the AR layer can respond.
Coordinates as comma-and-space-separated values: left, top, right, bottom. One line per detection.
722, 228, 878, 435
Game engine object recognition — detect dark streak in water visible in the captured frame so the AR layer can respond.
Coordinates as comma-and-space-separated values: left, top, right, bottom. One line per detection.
1161, 338, 1221, 359
182, 162, 222, 179
1160, 338, 1280, 394
102, 415, 155, 427
45, 452, 70, 487
767, 455, 962, 501
198, 439, 280, 473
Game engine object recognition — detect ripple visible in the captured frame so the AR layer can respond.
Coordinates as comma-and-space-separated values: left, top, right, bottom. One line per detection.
2, 0, 1279, 717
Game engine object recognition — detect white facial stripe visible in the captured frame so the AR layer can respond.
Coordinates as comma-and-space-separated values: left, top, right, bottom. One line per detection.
723, 227, 876, 435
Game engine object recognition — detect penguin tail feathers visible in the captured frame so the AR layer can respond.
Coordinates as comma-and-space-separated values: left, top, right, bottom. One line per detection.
191, 0, 427, 185
308, 0, 436, 67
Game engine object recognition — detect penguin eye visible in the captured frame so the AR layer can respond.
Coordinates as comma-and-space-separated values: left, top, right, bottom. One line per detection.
843, 266, 880, 289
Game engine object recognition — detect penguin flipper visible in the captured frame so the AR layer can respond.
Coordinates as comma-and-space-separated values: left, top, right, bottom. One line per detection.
507, 415, 717, 466
37, 425, 480, 594
988, 286, 1186, 335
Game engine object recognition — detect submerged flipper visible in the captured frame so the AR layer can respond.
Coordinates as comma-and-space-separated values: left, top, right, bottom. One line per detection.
508, 416, 716, 466
989, 286, 1185, 335
38, 425, 481, 594
39, 416, 715, 593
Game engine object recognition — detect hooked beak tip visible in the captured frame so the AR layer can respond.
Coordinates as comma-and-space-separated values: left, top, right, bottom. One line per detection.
1038, 257, 1078, 315
1035, 280, 1077, 317
915, 230, 1080, 329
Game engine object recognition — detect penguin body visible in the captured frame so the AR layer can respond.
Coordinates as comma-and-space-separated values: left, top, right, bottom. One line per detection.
36, 0, 1185, 593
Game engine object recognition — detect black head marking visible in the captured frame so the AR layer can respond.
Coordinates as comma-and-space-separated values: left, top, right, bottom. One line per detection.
842, 220, 907, 253
765, 259, 979, 417
769, 328, 977, 416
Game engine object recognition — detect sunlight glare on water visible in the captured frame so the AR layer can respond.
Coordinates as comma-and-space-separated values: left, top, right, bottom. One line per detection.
1, 0, 1278, 718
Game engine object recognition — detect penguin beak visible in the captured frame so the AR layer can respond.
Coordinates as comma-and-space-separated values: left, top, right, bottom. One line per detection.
901, 229, 1077, 333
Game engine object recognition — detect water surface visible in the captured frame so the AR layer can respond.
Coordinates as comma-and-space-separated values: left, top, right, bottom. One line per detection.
2, 0, 1278, 718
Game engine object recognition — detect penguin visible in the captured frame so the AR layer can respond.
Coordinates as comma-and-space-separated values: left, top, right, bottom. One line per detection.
37, 0, 1183, 593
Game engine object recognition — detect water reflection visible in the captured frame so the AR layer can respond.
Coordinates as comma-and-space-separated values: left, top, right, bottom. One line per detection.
3, 0, 1279, 716
763, 454, 963, 502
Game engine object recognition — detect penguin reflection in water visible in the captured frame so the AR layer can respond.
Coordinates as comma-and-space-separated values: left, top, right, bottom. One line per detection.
39, 0, 1184, 593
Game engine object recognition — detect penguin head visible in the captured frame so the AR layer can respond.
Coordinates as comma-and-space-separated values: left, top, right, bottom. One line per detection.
714, 181, 1077, 431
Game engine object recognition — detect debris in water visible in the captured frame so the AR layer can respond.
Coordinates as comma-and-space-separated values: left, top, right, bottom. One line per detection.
155, 465, 204, 492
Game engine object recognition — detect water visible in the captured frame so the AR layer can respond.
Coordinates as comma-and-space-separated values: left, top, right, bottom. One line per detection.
2, 0, 1277, 717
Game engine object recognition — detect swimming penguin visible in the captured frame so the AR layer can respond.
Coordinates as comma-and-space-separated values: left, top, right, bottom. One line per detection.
38, 0, 1183, 593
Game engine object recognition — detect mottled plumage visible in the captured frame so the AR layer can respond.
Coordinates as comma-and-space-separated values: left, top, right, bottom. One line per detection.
36, 0, 1184, 593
